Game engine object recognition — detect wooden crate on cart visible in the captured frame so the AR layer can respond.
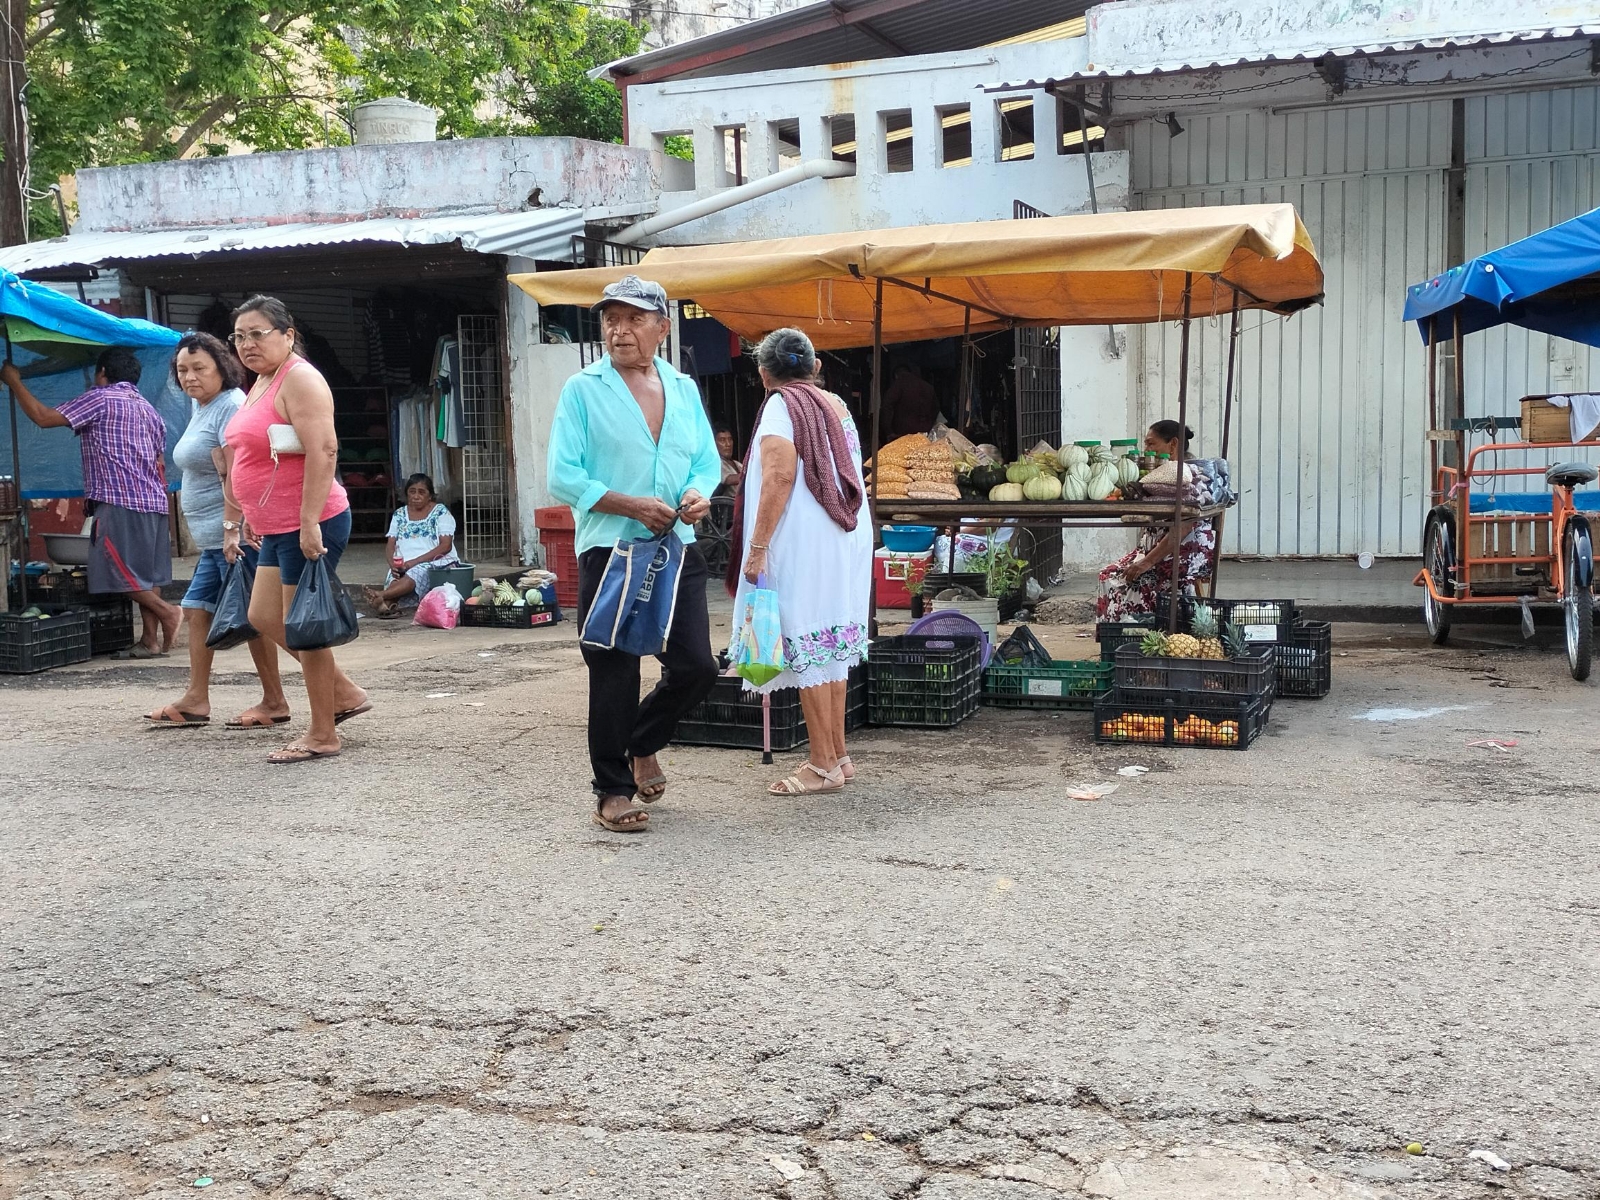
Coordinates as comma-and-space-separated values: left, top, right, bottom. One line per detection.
1467, 512, 1549, 590
1520, 395, 1600, 444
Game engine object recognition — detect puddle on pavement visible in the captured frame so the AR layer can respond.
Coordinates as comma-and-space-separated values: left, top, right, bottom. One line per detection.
1352, 704, 1480, 722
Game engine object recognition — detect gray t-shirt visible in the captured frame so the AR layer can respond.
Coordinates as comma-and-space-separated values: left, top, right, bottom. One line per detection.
172, 387, 245, 550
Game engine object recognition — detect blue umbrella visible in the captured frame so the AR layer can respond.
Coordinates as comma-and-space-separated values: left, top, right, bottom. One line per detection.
0, 267, 181, 608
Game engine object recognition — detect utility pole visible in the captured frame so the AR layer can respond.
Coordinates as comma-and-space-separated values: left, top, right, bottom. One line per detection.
0, 0, 29, 246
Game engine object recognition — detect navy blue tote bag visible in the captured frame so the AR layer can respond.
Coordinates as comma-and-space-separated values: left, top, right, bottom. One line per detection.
579, 531, 685, 657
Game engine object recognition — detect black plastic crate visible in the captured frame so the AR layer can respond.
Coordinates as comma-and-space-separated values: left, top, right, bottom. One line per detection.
1094, 688, 1270, 750
1113, 643, 1276, 699
458, 602, 561, 629
1155, 596, 1298, 644
673, 663, 868, 750
42, 598, 135, 655
10, 567, 93, 607
845, 664, 867, 732
1096, 619, 1156, 662
867, 634, 982, 728
1277, 620, 1332, 699
674, 676, 806, 750
0, 609, 93, 674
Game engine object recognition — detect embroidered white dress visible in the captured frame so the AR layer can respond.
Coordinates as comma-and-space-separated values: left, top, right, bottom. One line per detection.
730, 395, 872, 693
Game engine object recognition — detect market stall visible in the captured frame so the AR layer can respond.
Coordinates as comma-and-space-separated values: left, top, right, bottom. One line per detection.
513, 203, 1323, 625
0, 269, 182, 671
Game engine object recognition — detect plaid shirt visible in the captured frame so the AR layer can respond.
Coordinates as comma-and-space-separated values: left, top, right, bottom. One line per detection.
56, 382, 169, 514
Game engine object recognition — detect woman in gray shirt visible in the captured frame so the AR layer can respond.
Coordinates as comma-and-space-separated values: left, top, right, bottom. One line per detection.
146, 332, 288, 729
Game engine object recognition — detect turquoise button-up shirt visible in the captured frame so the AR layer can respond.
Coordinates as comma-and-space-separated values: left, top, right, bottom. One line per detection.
547, 355, 722, 555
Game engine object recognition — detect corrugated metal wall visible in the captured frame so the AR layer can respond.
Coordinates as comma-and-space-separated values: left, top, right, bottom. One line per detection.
1130, 101, 1451, 556
1461, 86, 1600, 493
1131, 86, 1600, 553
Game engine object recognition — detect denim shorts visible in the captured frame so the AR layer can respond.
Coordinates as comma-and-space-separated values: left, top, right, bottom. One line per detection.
181, 545, 259, 613
255, 509, 352, 587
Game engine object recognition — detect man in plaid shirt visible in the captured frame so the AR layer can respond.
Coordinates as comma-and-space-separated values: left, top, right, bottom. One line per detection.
2, 348, 181, 656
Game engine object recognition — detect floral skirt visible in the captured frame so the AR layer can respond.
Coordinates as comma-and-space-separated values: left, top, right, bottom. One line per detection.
739, 620, 869, 693
1096, 526, 1216, 623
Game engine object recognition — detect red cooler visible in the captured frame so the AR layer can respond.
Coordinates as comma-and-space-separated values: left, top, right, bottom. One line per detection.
874, 547, 932, 609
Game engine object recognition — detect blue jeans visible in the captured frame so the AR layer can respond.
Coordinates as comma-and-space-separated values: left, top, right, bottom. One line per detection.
181, 545, 260, 613
256, 510, 352, 586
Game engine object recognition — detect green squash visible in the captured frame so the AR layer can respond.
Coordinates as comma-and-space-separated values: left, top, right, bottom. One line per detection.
969, 464, 1009, 492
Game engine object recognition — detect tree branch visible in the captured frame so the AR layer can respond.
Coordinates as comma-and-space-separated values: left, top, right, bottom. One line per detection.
26, 15, 55, 47
170, 94, 237, 157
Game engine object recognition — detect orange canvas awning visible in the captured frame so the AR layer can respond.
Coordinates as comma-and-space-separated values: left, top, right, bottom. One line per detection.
510, 203, 1323, 350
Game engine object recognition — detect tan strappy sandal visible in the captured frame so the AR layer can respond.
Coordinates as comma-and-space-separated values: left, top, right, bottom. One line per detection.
769, 762, 845, 795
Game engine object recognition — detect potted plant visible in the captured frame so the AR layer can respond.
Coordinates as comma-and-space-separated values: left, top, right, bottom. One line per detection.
967, 541, 1030, 622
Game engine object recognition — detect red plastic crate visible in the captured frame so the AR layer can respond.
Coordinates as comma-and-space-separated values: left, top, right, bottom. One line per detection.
534, 506, 579, 609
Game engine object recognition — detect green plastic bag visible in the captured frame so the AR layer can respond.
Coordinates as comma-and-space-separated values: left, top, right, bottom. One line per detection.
733, 581, 786, 687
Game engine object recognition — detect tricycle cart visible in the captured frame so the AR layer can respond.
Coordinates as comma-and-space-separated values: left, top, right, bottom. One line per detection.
1404, 210, 1600, 680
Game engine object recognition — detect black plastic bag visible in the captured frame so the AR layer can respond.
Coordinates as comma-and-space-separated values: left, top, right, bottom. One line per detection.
284, 556, 359, 651
204, 554, 260, 651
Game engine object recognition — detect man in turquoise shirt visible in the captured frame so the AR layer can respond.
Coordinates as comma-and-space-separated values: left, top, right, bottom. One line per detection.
547, 275, 721, 833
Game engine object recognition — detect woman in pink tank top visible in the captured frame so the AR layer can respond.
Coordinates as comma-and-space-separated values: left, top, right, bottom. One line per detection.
220, 296, 369, 765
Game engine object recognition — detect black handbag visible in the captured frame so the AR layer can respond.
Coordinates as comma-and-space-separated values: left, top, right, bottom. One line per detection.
284, 556, 359, 651
204, 555, 260, 651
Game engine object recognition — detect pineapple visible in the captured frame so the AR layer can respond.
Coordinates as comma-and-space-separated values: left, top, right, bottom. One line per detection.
1139, 629, 1169, 658
1191, 603, 1225, 660
1223, 621, 1247, 660
1164, 633, 1202, 659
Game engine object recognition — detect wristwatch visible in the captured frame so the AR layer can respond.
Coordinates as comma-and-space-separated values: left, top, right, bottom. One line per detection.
222, 521, 240, 532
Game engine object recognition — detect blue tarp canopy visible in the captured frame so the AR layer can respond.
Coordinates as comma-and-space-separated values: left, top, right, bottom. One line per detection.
1404, 207, 1600, 347
0, 269, 184, 499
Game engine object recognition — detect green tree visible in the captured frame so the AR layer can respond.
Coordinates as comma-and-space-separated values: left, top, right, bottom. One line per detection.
24, 0, 642, 230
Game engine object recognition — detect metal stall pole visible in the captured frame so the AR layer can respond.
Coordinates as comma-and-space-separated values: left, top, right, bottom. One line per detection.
1167, 273, 1195, 635
1426, 316, 1439, 500
5, 338, 26, 610
1452, 310, 1468, 592
868, 277, 885, 635
1206, 294, 1242, 598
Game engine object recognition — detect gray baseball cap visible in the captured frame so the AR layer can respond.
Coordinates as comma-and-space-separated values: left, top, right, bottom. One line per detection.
592, 274, 670, 319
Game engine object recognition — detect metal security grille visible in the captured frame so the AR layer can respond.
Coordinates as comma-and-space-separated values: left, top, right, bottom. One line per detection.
456, 314, 511, 563
1013, 199, 1063, 581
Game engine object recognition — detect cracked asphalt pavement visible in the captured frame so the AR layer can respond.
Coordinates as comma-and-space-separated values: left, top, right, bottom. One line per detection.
3, 617, 1598, 1199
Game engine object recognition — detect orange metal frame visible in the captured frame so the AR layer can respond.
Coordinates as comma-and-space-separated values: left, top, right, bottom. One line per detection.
1414, 438, 1588, 606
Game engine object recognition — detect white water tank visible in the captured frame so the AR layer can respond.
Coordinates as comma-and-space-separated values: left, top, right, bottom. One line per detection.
353, 98, 438, 145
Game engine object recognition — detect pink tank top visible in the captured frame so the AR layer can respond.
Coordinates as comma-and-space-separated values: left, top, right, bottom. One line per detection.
225, 358, 349, 536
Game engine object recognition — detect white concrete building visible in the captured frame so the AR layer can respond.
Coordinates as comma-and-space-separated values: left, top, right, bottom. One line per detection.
603, 0, 1600, 564
637, 0, 809, 51
0, 137, 659, 565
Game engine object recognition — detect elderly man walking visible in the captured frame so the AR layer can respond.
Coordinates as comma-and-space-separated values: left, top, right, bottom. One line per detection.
547, 276, 721, 832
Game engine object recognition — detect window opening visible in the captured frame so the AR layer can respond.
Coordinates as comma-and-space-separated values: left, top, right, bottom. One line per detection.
882, 109, 913, 173
769, 118, 802, 171
937, 104, 972, 167
828, 114, 858, 164
653, 130, 695, 190
718, 124, 747, 186
997, 97, 1035, 161
1056, 95, 1105, 155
